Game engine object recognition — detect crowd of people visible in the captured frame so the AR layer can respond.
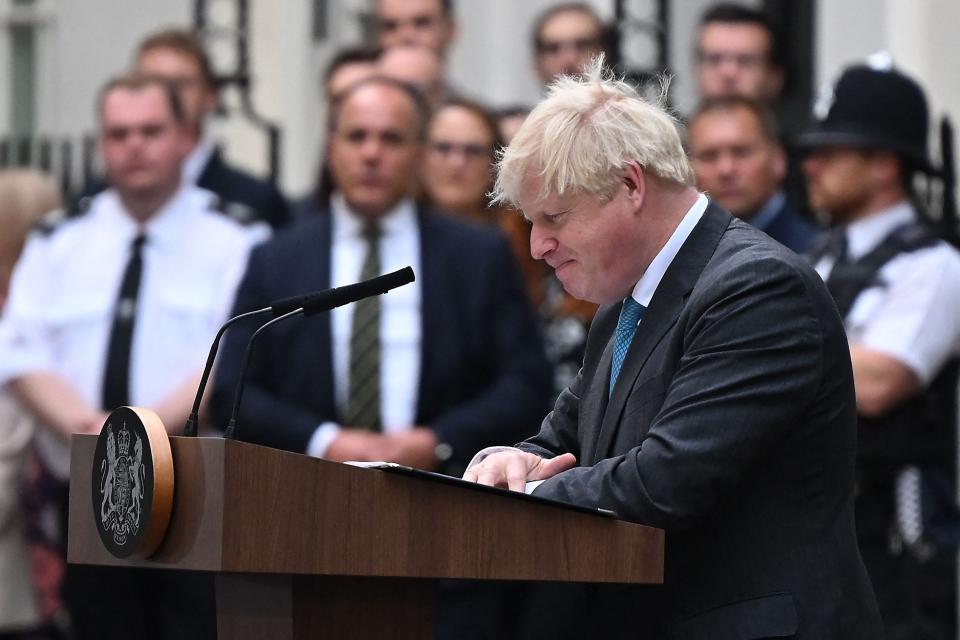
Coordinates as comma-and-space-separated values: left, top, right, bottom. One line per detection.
0, 1, 957, 639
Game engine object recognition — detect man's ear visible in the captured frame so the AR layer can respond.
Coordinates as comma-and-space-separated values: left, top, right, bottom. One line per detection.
623, 161, 646, 210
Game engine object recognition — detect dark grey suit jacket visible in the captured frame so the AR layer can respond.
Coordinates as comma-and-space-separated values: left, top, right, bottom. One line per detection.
520, 203, 882, 639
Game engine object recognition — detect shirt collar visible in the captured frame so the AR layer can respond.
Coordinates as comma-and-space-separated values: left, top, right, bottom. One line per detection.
100, 184, 207, 251
630, 193, 708, 307
330, 192, 418, 239
844, 200, 916, 261
182, 140, 216, 185
749, 191, 786, 231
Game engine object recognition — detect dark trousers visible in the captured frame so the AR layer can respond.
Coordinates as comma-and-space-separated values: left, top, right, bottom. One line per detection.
857, 480, 956, 640
64, 565, 216, 640
59, 490, 216, 640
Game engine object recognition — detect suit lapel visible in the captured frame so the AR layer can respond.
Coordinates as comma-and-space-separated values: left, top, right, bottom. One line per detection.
307, 211, 336, 416
580, 305, 618, 465
593, 203, 732, 462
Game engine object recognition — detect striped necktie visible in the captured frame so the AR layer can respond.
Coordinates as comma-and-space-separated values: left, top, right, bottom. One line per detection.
343, 222, 382, 430
609, 297, 646, 396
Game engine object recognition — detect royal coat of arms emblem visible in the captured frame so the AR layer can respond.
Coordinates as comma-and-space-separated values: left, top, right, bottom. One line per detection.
99, 422, 145, 546
91, 406, 173, 559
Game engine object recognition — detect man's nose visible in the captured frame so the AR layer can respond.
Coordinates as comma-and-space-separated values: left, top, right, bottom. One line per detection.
716, 153, 736, 177
530, 224, 557, 260
361, 137, 382, 161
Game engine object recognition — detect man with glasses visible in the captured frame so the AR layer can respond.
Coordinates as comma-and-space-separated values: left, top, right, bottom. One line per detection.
532, 3, 608, 87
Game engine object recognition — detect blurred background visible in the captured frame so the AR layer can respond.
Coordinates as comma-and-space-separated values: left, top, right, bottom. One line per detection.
0, 0, 956, 205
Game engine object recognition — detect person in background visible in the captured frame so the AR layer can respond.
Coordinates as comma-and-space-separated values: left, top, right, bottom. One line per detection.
688, 96, 816, 253
423, 98, 595, 395
323, 46, 381, 105
495, 105, 531, 146
378, 44, 446, 109
213, 76, 550, 478
0, 169, 60, 639
802, 61, 960, 640
694, 3, 816, 217
375, 0, 457, 60
0, 73, 259, 639
532, 3, 607, 87
133, 28, 290, 230
695, 4, 783, 104
422, 98, 504, 225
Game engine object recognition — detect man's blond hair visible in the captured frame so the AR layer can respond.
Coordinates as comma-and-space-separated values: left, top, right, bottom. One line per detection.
492, 56, 693, 207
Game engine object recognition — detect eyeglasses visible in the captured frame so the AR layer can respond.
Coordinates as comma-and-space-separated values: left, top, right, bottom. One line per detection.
696, 50, 768, 70
428, 141, 492, 160
537, 37, 601, 57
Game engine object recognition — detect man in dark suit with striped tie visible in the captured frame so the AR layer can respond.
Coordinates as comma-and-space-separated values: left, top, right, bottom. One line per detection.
212, 75, 551, 477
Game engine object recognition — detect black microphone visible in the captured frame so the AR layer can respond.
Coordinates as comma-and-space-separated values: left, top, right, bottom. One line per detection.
270, 266, 415, 317
222, 266, 416, 441
182, 268, 415, 436
182, 306, 274, 437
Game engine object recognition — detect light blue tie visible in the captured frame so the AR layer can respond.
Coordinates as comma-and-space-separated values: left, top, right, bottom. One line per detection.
609, 297, 646, 396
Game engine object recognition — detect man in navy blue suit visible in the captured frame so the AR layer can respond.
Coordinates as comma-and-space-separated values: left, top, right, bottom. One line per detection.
212, 76, 551, 476
689, 95, 817, 253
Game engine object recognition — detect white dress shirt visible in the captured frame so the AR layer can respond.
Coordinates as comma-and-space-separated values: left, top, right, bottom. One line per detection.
307, 194, 423, 457
812, 200, 960, 385
0, 186, 258, 478
466, 193, 708, 491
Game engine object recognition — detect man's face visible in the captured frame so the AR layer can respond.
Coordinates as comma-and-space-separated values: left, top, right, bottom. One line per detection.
519, 172, 644, 305
328, 83, 422, 218
100, 86, 191, 200
696, 23, 782, 101
137, 47, 216, 129
689, 106, 785, 219
535, 9, 604, 85
376, 0, 454, 56
802, 146, 877, 222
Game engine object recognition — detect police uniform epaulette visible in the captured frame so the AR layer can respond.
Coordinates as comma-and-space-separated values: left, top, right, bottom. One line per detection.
208, 195, 258, 227
32, 207, 69, 236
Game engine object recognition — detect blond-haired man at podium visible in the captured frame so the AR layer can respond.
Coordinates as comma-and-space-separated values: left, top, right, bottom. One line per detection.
465, 59, 882, 639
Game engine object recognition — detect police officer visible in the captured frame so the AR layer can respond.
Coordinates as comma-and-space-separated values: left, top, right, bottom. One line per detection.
0, 73, 258, 639
801, 59, 960, 640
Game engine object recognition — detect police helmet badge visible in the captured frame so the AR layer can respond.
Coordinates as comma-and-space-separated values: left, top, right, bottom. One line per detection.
91, 406, 174, 558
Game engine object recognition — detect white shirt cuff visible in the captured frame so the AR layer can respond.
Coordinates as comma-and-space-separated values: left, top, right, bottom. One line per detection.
464, 445, 520, 471
306, 422, 341, 457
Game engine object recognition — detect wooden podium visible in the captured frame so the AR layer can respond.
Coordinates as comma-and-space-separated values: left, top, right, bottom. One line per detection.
69, 435, 663, 638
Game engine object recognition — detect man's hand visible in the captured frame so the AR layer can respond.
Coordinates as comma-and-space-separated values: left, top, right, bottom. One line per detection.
326, 430, 390, 462
463, 450, 577, 492
382, 428, 439, 470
